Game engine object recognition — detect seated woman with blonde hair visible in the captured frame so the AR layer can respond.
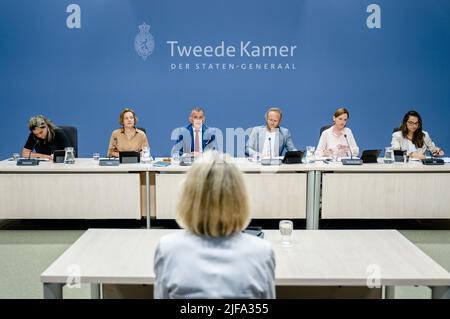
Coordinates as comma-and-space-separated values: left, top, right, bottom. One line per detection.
107, 108, 149, 157
154, 151, 276, 299
22, 115, 71, 160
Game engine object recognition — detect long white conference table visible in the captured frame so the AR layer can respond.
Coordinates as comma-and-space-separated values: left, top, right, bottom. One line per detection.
1, 158, 450, 229
41, 228, 450, 299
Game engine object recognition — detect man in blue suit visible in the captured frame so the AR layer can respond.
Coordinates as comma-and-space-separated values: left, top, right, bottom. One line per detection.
245, 107, 297, 158
171, 107, 218, 156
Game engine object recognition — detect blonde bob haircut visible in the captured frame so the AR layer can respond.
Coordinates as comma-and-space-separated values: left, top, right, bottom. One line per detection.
176, 151, 250, 237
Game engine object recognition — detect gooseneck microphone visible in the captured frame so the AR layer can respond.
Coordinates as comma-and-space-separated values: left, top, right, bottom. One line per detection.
343, 134, 353, 159
17, 139, 40, 166
268, 137, 272, 161
341, 133, 362, 165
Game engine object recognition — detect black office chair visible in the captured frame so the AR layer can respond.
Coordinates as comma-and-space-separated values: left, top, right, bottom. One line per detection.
393, 127, 400, 133
319, 125, 332, 138
136, 127, 147, 135
59, 125, 78, 157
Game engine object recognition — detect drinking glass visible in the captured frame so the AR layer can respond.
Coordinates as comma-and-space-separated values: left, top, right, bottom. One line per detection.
306, 146, 316, 163
279, 220, 293, 246
383, 147, 394, 164
64, 147, 75, 164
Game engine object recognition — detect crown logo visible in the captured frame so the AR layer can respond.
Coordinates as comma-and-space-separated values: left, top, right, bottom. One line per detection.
139, 23, 150, 33
135, 22, 155, 61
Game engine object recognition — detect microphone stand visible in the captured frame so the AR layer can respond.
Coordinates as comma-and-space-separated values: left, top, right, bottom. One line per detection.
268, 137, 272, 164
342, 134, 362, 165
344, 134, 353, 159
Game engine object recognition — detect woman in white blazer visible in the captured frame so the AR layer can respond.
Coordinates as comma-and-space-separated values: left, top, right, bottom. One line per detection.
391, 110, 444, 160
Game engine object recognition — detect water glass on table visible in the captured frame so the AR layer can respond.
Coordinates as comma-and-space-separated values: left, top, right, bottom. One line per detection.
279, 220, 293, 247
306, 146, 316, 163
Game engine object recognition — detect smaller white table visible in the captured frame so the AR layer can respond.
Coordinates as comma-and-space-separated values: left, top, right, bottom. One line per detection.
41, 229, 450, 299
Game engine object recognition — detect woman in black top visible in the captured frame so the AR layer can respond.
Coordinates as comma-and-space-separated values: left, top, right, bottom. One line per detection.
22, 115, 71, 160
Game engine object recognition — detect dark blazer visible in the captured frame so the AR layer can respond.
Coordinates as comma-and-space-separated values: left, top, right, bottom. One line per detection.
171, 124, 218, 156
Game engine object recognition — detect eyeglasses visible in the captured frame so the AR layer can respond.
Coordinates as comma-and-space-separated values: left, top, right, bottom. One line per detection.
407, 121, 419, 126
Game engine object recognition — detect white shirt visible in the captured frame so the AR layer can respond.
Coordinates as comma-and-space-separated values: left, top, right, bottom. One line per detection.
316, 127, 359, 157
192, 126, 203, 153
262, 131, 277, 157
154, 230, 276, 299
405, 140, 417, 153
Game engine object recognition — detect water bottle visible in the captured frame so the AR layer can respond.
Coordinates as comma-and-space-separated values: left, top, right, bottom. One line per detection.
171, 152, 180, 165
64, 147, 75, 164
141, 147, 150, 163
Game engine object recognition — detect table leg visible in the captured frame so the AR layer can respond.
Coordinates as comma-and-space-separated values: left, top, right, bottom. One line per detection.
431, 286, 450, 299
91, 283, 101, 299
43, 283, 63, 299
313, 171, 321, 230
307, 171, 320, 230
146, 171, 151, 229
384, 286, 395, 299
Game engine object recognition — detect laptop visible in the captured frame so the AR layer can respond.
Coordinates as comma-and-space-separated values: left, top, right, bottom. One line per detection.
393, 150, 406, 163
360, 149, 381, 164
53, 150, 66, 163
282, 150, 304, 164
119, 151, 140, 164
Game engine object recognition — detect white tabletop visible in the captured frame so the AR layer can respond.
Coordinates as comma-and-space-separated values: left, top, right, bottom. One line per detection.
41, 229, 450, 287
311, 161, 450, 172
0, 158, 148, 172
2, 157, 449, 173
0, 158, 312, 173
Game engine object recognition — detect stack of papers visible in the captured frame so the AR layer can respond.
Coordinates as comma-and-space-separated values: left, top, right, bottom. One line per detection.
152, 161, 171, 167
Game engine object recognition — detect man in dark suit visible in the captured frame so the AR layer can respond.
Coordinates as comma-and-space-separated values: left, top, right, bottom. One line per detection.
171, 107, 218, 156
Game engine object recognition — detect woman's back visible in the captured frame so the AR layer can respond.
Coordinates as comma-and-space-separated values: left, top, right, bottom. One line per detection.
154, 230, 276, 299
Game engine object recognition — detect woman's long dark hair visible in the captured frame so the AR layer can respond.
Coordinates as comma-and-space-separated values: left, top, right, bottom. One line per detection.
399, 110, 424, 148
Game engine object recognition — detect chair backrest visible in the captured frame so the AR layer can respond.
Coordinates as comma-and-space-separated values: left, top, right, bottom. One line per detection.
59, 126, 78, 157
136, 127, 147, 135
319, 125, 332, 138
393, 127, 400, 133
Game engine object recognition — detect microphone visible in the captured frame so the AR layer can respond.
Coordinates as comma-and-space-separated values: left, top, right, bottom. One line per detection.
18, 140, 39, 166
268, 137, 272, 161
261, 136, 280, 166
341, 134, 363, 165
343, 134, 353, 159
340, 134, 362, 165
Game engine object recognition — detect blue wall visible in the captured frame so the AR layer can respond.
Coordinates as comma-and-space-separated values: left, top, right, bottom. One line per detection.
1, 0, 449, 158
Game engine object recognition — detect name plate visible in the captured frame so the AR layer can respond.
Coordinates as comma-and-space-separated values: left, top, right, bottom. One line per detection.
261, 158, 282, 166
422, 158, 444, 165
341, 158, 363, 165
99, 159, 120, 166
17, 158, 40, 166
